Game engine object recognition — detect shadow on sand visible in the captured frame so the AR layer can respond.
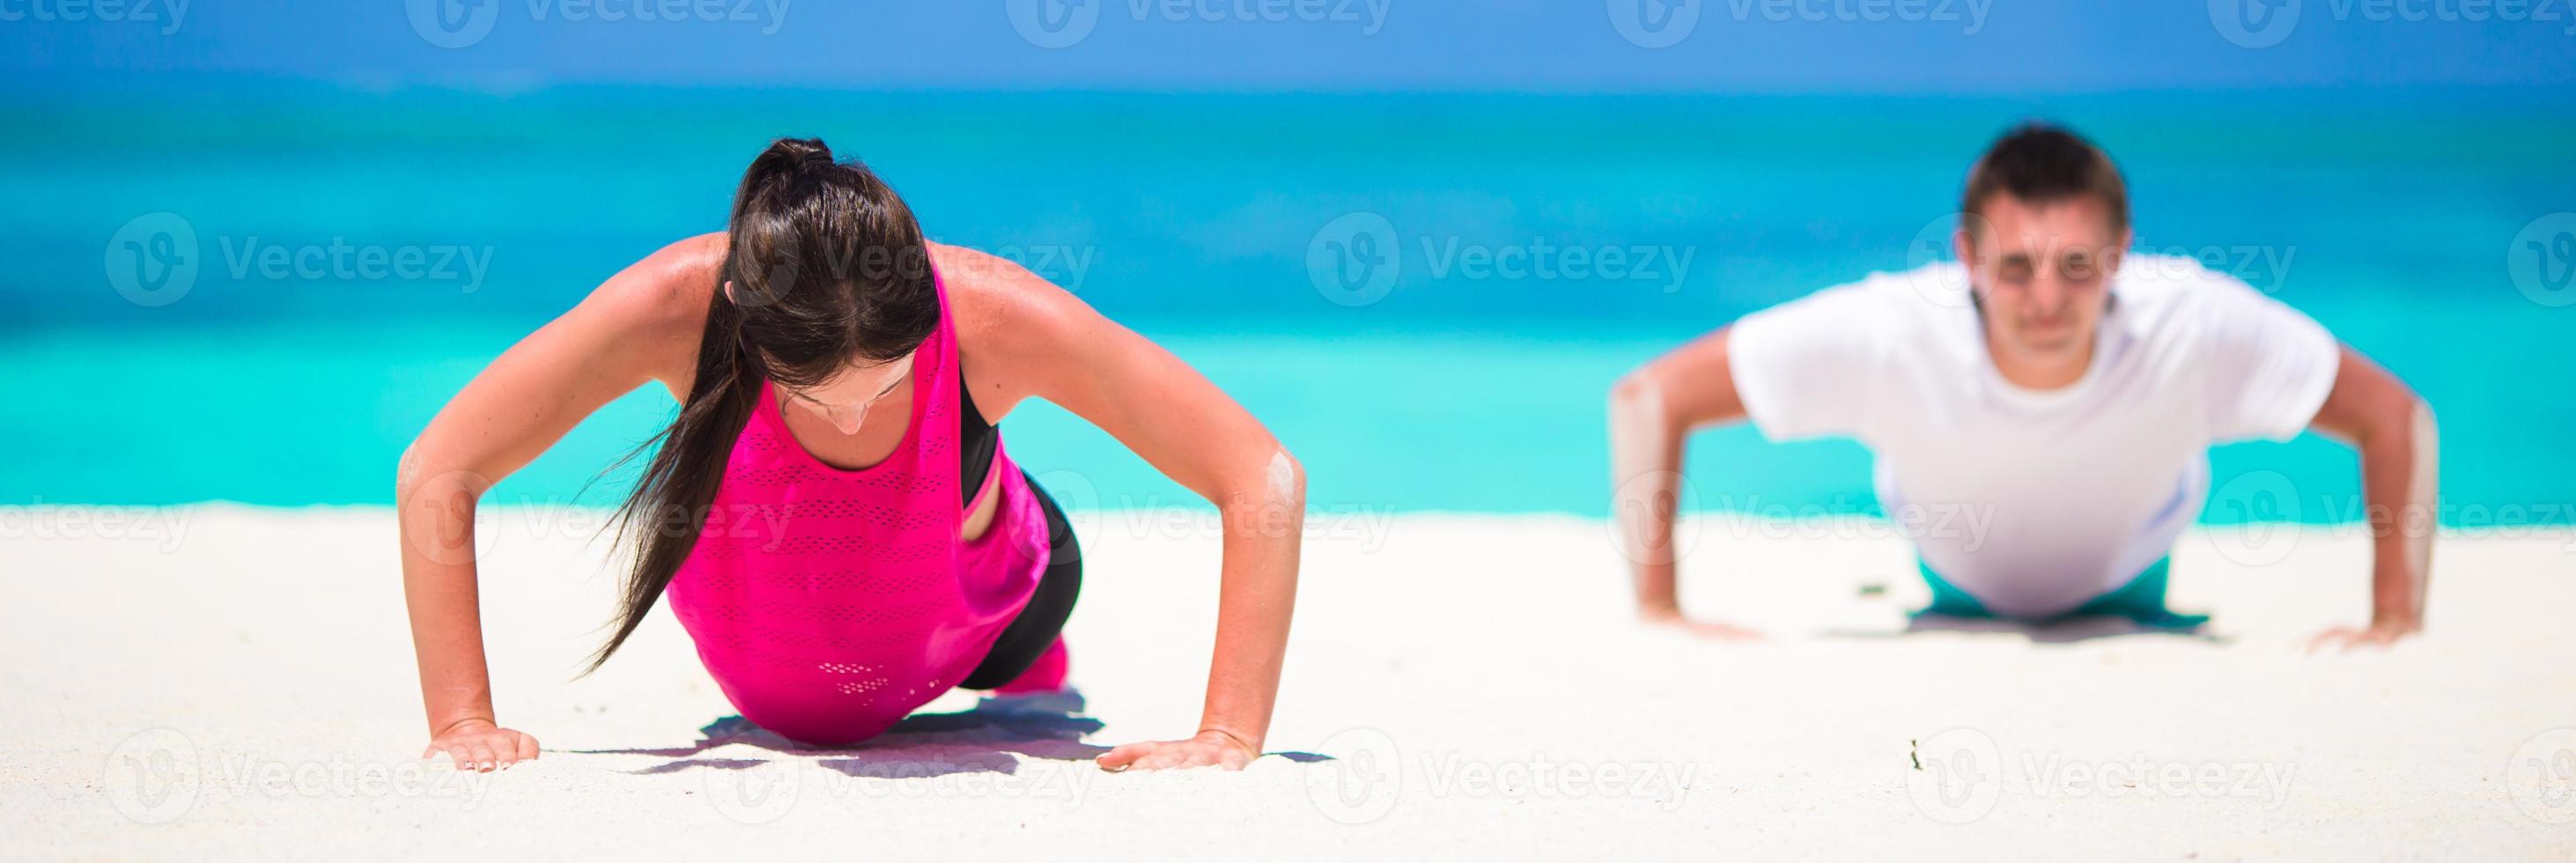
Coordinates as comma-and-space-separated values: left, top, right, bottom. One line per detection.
1823, 613, 2235, 645
570, 689, 1113, 779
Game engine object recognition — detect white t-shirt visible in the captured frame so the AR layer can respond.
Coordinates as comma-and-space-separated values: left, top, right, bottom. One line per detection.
1725, 254, 2341, 618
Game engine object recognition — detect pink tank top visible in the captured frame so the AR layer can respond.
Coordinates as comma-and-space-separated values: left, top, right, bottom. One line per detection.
665, 269, 1052, 746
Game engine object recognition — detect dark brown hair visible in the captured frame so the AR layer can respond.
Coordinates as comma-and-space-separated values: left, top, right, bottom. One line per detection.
1960, 122, 2129, 239
586, 137, 940, 673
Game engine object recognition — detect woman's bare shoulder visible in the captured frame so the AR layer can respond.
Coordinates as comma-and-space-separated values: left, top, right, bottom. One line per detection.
609, 232, 726, 328
575, 232, 727, 388
931, 241, 1092, 421
934, 241, 1080, 338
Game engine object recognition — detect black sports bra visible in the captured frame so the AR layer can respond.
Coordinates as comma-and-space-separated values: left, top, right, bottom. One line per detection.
958, 373, 998, 507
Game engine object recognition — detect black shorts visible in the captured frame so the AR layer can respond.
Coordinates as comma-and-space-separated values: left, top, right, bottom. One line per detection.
958, 470, 1081, 690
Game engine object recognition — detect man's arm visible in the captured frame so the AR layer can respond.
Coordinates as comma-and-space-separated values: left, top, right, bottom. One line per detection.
1608, 327, 1760, 638
2302, 344, 2438, 651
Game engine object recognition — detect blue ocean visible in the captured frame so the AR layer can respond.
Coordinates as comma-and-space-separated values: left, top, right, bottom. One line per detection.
5, 85, 2572, 525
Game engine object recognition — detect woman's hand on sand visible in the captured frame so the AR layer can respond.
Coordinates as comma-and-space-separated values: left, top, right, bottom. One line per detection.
424, 718, 540, 772
1096, 730, 1258, 772
1642, 607, 1766, 641
2304, 620, 2420, 653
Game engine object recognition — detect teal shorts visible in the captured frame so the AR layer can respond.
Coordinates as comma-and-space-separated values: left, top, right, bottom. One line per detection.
1915, 557, 2209, 630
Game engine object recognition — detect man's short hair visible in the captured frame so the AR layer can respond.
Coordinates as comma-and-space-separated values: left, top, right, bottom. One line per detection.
1960, 122, 2129, 237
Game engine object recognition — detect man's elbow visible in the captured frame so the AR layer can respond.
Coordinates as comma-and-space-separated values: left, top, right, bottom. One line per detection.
2370, 391, 2435, 451
2405, 398, 2438, 454
1609, 370, 1665, 419
2329, 347, 2428, 448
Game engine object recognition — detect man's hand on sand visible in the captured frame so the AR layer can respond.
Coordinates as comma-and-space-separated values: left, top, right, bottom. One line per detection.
1097, 729, 1258, 771
1642, 608, 1766, 641
2305, 620, 2422, 653
424, 718, 540, 772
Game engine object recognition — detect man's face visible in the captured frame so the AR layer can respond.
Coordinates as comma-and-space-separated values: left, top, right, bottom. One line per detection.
1952, 194, 2130, 362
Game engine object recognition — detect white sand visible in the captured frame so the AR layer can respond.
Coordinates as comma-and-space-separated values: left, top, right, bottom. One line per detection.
7, 504, 2576, 859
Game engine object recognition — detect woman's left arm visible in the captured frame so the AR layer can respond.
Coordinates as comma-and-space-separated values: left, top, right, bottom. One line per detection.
939, 245, 1303, 771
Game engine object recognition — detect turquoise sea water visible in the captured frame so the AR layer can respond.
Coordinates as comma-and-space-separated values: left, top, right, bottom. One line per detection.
4, 85, 2572, 523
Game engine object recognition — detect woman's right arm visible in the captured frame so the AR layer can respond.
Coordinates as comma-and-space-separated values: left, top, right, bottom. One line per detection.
397, 234, 721, 771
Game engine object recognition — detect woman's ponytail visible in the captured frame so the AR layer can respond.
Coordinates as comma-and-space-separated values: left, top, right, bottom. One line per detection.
584, 136, 939, 674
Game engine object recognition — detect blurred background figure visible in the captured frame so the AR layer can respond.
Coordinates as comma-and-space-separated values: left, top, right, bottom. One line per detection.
4, 1, 2571, 546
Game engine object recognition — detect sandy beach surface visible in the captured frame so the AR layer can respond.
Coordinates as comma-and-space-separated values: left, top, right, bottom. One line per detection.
7, 505, 2574, 860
